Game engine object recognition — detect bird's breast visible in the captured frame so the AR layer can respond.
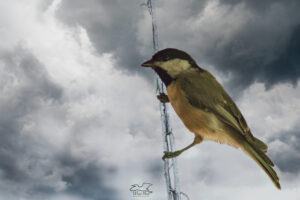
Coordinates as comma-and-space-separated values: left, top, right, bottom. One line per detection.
166, 80, 215, 134
166, 80, 238, 147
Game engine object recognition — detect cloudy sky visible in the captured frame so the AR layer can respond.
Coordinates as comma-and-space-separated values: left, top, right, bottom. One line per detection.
0, 0, 300, 199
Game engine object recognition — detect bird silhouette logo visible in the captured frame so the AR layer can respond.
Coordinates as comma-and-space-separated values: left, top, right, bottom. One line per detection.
130, 183, 153, 196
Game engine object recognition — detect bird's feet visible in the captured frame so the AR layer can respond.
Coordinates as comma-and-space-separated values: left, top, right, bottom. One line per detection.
162, 150, 182, 160
157, 93, 169, 103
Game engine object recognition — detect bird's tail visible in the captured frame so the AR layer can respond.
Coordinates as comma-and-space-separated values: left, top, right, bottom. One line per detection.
243, 141, 281, 189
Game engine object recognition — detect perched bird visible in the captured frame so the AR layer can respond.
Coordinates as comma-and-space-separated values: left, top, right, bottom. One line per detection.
141, 48, 281, 189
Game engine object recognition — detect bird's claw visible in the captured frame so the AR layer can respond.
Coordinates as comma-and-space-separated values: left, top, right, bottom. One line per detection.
162, 151, 182, 160
157, 93, 169, 103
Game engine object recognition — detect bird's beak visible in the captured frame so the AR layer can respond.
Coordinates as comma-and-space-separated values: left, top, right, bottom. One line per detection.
141, 59, 154, 67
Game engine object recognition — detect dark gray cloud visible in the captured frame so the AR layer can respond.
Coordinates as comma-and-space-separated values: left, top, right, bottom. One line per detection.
269, 127, 300, 174
0, 46, 63, 186
158, 0, 300, 95
56, 0, 151, 77
56, 0, 300, 94
262, 25, 300, 88
1, 1, 299, 199
201, 3, 300, 92
0, 46, 117, 199
59, 150, 117, 200
146, 159, 163, 179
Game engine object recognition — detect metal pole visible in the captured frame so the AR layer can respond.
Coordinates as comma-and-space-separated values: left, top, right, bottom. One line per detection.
142, 0, 181, 199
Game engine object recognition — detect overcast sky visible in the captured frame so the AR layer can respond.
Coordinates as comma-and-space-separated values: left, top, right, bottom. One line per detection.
0, 0, 300, 199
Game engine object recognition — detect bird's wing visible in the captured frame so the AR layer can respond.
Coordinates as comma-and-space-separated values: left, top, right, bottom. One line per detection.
180, 70, 254, 141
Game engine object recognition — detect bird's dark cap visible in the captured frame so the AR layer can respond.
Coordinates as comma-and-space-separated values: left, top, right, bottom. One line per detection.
141, 48, 197, 67
152, 48, 193, 61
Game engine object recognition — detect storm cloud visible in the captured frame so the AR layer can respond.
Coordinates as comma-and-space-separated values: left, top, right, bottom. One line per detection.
56, 0, 150, 76
56, 0, 300, 93
0, 46, 63, 186
270, 129, 300, 174
1, 0, 300, 199
0, 46, 117, 199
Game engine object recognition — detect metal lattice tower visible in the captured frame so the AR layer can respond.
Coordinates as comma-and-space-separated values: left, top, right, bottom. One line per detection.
142, 0, 186, 199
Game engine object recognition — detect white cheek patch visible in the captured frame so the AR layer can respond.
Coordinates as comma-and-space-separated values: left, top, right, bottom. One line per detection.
156, 59, 191, 77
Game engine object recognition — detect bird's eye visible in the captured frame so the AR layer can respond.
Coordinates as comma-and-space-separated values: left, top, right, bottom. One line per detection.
163, 56, 170, 61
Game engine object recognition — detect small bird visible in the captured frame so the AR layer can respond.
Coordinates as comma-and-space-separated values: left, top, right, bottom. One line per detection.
141, 48, 280, 189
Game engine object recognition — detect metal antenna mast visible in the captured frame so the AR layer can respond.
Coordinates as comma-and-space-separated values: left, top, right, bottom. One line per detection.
142, 0, 183, 199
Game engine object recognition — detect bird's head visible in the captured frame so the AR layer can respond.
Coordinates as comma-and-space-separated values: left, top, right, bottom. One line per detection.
141, 48, 199, 79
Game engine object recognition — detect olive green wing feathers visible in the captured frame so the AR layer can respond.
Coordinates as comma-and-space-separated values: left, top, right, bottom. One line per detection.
179, 70, 280, 189
180, 70, 267, 151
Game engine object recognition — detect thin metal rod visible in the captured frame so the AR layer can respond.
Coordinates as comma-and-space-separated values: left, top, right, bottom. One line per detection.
143, 0, 181, 199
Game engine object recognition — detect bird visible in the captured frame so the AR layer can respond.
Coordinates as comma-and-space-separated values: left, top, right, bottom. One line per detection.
141, 48, 281, 189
